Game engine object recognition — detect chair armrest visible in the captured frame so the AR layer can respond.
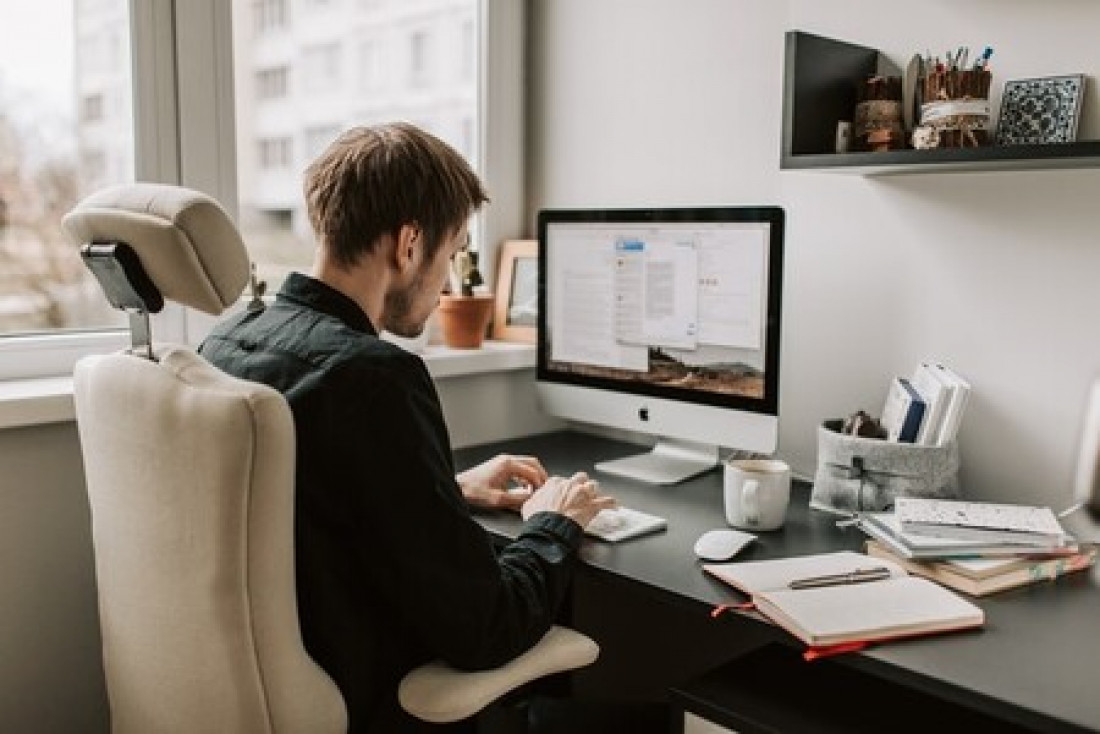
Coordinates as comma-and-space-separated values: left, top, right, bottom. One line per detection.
397, 625, 600, 724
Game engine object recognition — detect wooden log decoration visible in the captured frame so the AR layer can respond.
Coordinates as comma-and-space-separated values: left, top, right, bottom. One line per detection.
854, 75, 905, 152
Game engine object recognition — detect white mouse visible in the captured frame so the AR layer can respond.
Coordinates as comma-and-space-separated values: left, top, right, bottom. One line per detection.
693, 528, 756, 562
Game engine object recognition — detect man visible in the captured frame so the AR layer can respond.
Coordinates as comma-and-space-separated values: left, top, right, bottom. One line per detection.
200, 123, 616, 731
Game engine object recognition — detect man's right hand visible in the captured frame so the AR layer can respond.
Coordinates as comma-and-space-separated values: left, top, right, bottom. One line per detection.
521, 472, 617, 527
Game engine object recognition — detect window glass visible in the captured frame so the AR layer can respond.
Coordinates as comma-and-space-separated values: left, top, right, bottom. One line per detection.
231, 0, 479, 291
0, 0, 133, 336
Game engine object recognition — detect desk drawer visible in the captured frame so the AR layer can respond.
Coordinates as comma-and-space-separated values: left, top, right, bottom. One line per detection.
671, 643, 1036, 734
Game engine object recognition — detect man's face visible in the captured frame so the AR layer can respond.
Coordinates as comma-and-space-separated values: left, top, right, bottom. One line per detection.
384, 222, 468, 338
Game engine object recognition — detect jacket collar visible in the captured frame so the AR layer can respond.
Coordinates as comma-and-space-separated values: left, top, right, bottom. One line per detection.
277, 272, 377, 335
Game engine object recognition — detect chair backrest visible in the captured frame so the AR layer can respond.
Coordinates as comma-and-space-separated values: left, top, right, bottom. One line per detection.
64, 184, 346, 734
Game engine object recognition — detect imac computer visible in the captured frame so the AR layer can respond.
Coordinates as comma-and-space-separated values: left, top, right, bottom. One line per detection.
536, 207, 785, 485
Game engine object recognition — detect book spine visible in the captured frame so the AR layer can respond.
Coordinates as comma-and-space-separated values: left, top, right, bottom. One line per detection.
931, 364, 970, 446
911, 362, 949, 445
882, 377, 926, 443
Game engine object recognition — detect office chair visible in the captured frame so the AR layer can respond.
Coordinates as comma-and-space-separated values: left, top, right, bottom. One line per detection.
63, 183, 598, 733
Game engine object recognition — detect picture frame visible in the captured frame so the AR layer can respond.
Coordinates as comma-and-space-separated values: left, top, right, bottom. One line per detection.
492, 239, 538, 343
995, 74, 1085, 146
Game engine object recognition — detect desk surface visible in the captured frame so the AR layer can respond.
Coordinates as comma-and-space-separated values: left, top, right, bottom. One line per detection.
457, 431, 1100, 734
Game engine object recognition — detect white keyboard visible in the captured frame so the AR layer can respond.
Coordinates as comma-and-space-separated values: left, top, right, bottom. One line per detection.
584, 507, 668, 543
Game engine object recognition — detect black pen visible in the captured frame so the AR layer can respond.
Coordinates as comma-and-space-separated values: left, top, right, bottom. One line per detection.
788, 567, 892, 590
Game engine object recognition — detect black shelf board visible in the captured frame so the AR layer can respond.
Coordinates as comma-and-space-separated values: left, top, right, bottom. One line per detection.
782, 141, 1100, 175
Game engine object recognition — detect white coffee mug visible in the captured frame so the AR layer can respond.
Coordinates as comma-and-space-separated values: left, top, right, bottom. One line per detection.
724, 458, 791, 531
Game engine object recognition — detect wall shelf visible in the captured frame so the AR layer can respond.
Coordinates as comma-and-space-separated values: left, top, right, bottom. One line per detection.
781, 31, 1100, 176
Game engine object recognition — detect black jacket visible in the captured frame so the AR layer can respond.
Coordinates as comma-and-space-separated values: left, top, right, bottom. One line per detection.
200, 273, 582, 731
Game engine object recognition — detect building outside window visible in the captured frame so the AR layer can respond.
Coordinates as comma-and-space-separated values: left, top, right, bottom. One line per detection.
232, 0, 478, 292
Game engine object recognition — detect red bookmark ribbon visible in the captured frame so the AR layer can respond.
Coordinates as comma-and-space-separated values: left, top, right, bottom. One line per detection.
804, 640, 869, 661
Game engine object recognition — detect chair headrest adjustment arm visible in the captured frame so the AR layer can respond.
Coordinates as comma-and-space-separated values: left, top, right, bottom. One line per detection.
79, 242, 165, 361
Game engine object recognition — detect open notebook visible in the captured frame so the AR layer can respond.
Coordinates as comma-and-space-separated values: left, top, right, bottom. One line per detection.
704, 551, 984, 648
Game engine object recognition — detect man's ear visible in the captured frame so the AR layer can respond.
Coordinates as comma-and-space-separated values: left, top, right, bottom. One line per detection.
393, 224, 421, 274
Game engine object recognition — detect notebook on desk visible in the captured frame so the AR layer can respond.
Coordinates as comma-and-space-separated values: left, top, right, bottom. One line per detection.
704, 551, 984, 650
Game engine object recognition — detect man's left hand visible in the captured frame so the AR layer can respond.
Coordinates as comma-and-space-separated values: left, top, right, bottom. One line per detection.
457, 454, 549, 512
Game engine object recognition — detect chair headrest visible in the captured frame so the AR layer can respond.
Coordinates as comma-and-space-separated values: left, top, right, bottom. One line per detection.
62, 183, 250, 315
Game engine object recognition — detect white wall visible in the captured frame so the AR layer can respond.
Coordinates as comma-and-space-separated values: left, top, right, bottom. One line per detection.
528, 0, 1100, 506
0, 423, 108, 733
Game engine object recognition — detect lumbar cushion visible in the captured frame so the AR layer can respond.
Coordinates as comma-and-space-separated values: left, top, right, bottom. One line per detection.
62, 183, 250, 315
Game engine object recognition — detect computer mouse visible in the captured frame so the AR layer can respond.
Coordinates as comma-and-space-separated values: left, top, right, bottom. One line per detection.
693, 528, 756, 562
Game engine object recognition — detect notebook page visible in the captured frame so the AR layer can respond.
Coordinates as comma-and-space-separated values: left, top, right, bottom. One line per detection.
756, 576, 984, 647
703, 550, 906, 595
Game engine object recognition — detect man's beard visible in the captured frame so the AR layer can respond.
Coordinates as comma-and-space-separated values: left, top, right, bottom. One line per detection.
383, 274, 427, 338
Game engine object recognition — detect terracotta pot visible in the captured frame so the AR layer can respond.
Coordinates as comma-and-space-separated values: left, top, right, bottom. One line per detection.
437, 294, 494, 349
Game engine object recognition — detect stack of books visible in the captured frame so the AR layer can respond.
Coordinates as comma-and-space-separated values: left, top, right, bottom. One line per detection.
881, 361, 970, 445
857, 497, 1096, 597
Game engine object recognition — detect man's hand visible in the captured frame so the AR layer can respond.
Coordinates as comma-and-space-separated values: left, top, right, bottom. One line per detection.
521, 472, 617, 527
457, 454, 549, 512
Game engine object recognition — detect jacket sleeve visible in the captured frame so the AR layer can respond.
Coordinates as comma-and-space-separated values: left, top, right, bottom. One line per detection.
332, 353, 583, 670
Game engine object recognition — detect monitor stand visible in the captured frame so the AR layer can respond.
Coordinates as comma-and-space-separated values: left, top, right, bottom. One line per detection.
594, 438, 719, 485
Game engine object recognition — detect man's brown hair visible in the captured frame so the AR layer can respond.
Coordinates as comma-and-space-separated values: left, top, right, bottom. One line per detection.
303, 122, 489, 267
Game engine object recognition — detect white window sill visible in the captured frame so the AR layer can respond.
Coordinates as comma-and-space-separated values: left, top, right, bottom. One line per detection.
419, 340, 535, 378
0, 341, 535, 431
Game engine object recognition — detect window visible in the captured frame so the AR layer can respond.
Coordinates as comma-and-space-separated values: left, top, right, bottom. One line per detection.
253, 0, 287, 33
0, 0, 133, 345
258, 137, 292, 168
80, 93, 104, 122
2, 0, 521, 384
230, 0, 485, 293
256, 66, 289, 100
408, 29, 432, 88
301, 42, 342, 93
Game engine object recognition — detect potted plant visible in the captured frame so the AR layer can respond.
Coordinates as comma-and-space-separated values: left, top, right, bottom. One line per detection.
437, 244, 494, 348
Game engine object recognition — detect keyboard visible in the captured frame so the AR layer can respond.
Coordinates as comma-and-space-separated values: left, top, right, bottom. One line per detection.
584, 507, 668, 543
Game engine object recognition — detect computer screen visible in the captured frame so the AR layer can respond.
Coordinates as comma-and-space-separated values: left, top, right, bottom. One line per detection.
536, 207, 784, 485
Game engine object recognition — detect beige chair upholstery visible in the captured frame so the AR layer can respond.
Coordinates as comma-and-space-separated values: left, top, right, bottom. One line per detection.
74, 348, 348, 733
65, 183, 599, 732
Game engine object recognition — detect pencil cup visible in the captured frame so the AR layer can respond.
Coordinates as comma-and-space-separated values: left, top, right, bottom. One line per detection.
724, 459, 791, 531
917, 69, 992, 148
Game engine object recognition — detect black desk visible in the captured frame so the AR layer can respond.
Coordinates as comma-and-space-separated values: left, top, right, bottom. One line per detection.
456, 431, 1100, 734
